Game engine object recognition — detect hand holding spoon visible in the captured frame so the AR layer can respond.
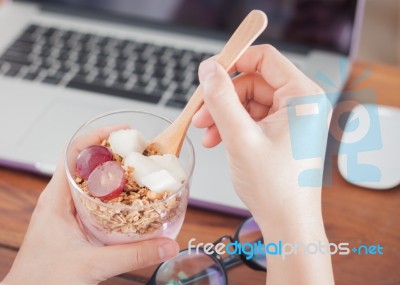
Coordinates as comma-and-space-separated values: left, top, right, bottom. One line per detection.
148, 10, 268, 155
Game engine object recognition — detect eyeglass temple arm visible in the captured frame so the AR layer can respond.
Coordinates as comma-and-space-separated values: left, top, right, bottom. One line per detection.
147, 235, 260, 285
177, 236, 244, 284
177, 256, 242, 285
221, 253, 242, 270
211, 235, 242, 269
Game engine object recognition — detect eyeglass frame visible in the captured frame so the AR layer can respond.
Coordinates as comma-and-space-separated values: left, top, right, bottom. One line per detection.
146, 217, 266, 285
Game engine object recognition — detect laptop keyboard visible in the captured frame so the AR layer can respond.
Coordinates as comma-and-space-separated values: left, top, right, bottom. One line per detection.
0, 24, 213, 108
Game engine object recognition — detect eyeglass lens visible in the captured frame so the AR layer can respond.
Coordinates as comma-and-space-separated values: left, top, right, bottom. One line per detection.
155, 250, 225, 285
237, 218, 266, 269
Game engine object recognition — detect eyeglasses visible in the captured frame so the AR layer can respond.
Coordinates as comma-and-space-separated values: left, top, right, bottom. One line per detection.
147, 217, 266, 285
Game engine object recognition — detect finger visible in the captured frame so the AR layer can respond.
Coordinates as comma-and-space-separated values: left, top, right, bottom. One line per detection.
229, 44, 311, 90
192, 105, 214, 129
48, 157, 69, 191
193, 72, 275, 128
38, 157, 74, 213
69, 124, 128, 161
94, 238, 179, 279
232, 72, 274, 118
198, 60, 259, 151
233, 72, 274, 106
244, 100, 271, 121
202, 124, 222, 148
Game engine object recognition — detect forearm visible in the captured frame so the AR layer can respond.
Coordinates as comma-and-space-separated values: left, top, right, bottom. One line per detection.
265, 227, 334, 285
259, 207, 334, 285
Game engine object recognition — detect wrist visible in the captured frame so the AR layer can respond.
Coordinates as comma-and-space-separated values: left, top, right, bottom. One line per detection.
252, 185, 324, 235
253, 202, 326, 243
259, 219, 328, 243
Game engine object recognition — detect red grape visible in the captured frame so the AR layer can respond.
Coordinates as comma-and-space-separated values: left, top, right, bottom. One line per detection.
87, 161, 126, 201
76, 145, 112, 179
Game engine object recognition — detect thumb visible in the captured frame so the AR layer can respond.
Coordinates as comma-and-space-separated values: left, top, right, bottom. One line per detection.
199, 60, 255, 149
93, 238, 179, 279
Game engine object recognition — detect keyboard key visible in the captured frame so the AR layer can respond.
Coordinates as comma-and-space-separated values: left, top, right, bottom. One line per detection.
42, 70, 66, 82
202, 52, 213, 61
98, 37, 111, 46
173, 72, 186, 82
77, 50, 91, 57
170, 49, 184, 59
3, 62, 24, 76
174, 85, 191, 96
18, 31, 37, 43
153, 57, 168, 68
192, 77, 200, 85
153, 78, 169, 91
4, 69, 19, 77
43, 27, 57, 38
75, 68, 90, 78
115, 53, 129, 61
154, 46, 167, 55
120, 74, 134, 84
54, 70, 67, 78
1, 51, 31, 66
115, 74, 129, 85
67, 77, 161, 104
133, 43, 148, 53
138, 52, 151, 62
95, 70, 109, 81
115, 60, 129, 71
95, 58, 108, 68
58, 52, 70, 62
166, 97, 187, 109
98, 47, 112, 57
24, 24, 41, 34
59, 62, 73, 72
8, 41, 34, 54
24, 70, 40, 80
76, 54, 90, 64
152, 68, 166, 79
59, 31, 72, 41
39, 48, 52, 58
132, 63, 146, 74
135, 77, 149, 88
65, 38, 80, 49
117, 40, 129, 49
4, 62, 23, 73
172, 65, 185, 74
188, 52, 206, 64
39, 60, 52, 70
43, 75, 62, 85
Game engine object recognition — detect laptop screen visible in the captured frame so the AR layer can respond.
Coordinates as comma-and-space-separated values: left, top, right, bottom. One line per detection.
22, 0, 359, 55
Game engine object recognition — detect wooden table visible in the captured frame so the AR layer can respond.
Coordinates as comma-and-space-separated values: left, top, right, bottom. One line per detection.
0, 61, 399, 285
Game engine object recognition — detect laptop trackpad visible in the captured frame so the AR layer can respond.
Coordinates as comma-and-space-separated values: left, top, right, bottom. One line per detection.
19, 100, 107, 167
1, 90, 50, 149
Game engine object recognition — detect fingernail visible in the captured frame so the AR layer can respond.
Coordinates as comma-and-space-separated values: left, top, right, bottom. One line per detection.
199, 60, 218, 83
158, 242, 179, 261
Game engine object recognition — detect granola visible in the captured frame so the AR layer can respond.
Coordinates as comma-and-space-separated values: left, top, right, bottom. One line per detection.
74, 140, 182, 235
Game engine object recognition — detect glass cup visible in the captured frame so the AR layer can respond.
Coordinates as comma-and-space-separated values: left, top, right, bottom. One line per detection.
65, 110, 195, 245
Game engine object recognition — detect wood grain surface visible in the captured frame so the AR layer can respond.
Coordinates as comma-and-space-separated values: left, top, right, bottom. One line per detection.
0, 61, 399, 285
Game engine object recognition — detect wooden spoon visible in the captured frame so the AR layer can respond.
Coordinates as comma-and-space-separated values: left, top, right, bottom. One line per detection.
148, 10, 268, 155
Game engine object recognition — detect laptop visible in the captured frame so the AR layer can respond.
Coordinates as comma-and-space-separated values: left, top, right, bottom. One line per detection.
0, 0, 364, 216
